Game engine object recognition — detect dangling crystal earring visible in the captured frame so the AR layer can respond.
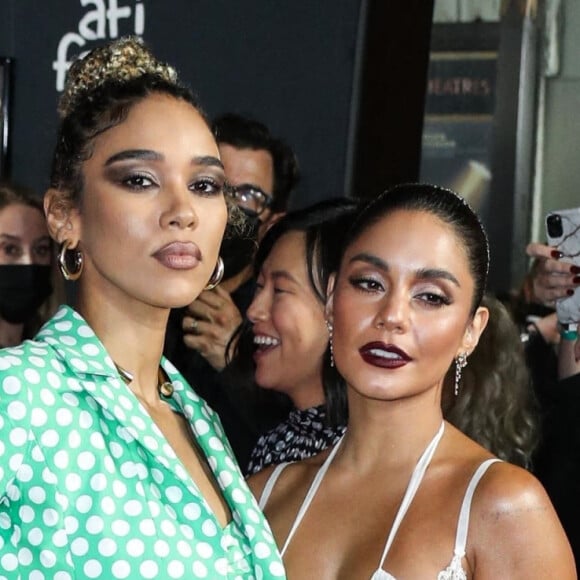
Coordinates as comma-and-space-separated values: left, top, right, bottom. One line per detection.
326, 319, 334, 367
454, 352, 468, 396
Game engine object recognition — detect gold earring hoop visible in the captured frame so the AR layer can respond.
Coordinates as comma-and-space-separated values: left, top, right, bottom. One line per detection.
205, 257, 224, 290
58, 240, 84, 281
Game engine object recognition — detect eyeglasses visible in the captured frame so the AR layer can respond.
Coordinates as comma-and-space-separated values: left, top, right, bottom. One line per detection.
226, 184, 273, 217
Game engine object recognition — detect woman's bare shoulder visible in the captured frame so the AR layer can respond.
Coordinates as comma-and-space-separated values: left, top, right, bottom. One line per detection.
469, 461, 576, 578
475, 460, 554, 514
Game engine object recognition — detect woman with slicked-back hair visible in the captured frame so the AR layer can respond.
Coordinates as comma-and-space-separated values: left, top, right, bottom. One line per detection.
251, 184, 574, 579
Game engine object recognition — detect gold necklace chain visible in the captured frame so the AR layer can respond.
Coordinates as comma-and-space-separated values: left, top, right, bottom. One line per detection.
114, 362, 174, 397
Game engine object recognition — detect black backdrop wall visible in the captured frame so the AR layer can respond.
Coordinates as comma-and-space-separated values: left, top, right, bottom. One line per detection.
5, 2, 526, 293
0, 0, 363, 209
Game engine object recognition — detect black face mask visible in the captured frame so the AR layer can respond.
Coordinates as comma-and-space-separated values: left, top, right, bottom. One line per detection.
0, 265, 53, 324
220, 215, 260, 280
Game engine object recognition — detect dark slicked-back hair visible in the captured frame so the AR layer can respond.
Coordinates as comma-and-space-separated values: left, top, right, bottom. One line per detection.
212, 113, 300, 212
342, 183, 489, 314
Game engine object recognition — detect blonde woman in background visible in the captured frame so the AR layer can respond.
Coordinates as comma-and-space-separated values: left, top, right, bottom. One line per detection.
0, 182, 62, 346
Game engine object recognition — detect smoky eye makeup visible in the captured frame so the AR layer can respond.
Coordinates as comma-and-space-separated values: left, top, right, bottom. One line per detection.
347, 274, 384, 293
189, 174, 226, 197
415, 290, 452, 307
118, 173, 158, 192
104, 163, 154, 185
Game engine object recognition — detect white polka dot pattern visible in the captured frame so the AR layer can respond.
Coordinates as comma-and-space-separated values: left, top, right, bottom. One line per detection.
0, 306, 286, 579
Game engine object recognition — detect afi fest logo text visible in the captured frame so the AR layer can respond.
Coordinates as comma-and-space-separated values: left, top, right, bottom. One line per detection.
53, 0, 145, 92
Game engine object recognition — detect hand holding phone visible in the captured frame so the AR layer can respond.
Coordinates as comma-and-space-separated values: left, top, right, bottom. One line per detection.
545, 208, 580, 324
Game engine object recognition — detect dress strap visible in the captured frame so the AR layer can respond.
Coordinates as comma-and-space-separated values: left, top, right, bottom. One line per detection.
279, 436, 345, 556
377, 422, 445, 570
258, 462, 291, 510
453, 458, 501, 557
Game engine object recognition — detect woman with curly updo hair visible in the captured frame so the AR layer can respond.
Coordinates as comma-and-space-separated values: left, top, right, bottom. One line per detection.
0, 37, 285, 579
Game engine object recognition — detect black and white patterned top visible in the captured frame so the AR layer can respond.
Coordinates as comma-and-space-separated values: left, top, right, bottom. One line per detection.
246, 405, 346, 476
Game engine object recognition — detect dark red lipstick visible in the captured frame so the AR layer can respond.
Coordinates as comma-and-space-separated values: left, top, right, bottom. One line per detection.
359, 342, 412, 369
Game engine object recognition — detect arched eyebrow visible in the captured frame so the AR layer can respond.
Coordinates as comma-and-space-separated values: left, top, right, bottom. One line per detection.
105, 149, 224, 169
349, 252, 461, 287
416, 268, 460, 288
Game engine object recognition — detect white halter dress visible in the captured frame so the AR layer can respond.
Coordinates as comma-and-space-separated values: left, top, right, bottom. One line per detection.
259, 422, 500, 580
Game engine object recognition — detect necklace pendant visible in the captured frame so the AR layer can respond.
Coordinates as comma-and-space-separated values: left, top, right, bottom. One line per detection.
115, 363, 134, 385
158, 381, 174, 398
115, 361, 174, 398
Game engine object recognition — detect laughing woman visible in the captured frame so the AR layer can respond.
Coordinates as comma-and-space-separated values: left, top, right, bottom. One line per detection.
0, 38, 284, 579
251, 184, 574, 579
229, 199, 358, 475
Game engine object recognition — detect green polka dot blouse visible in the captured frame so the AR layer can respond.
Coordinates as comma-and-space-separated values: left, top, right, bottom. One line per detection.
0, 306, 286, 579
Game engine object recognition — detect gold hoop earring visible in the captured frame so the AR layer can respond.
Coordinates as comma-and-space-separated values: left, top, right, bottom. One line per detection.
205, 257, 224, 290
58, 240, 83, 281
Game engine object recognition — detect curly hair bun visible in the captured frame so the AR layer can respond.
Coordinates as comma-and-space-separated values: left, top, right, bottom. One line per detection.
57, 36, 178, 119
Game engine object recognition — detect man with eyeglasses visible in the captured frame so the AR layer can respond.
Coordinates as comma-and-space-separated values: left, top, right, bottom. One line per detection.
164, 113, 300, 466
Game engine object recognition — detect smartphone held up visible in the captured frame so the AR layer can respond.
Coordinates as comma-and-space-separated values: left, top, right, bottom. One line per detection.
546, 207, 580, 324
